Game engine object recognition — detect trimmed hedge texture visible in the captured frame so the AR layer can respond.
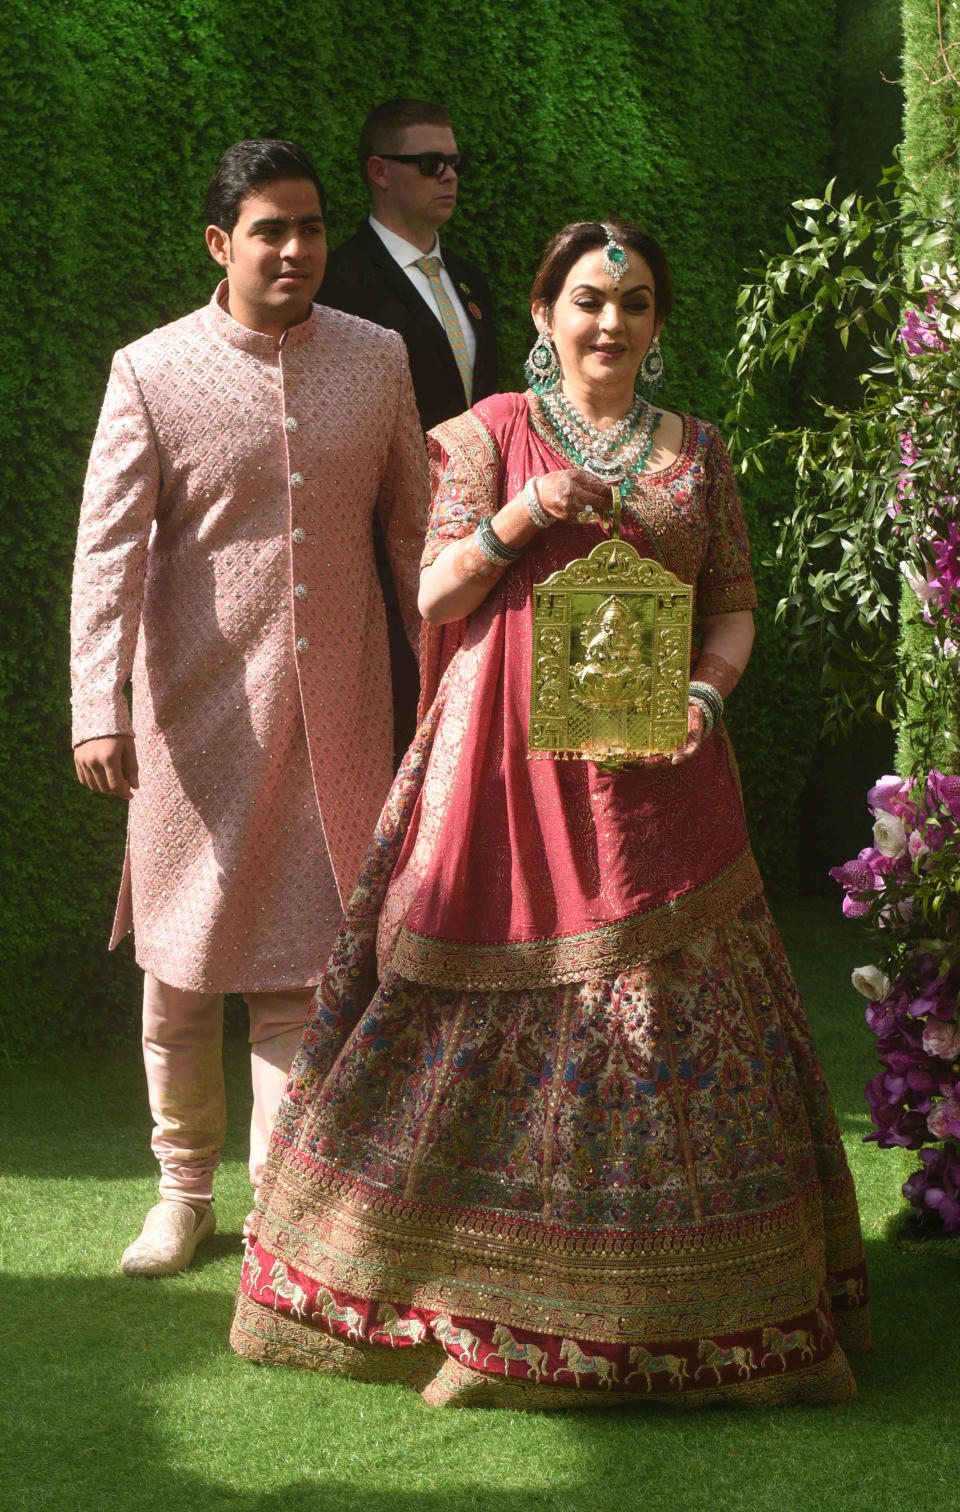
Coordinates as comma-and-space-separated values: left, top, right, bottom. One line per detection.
2, 0, 864, 1059
836, 0, 906, 192
896, 0, 960, 776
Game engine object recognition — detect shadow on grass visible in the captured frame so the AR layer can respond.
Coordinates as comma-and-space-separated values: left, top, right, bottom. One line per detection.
0, 1026, 254, 1181
0, 1267, 626, 1511
2, 1223, 958, 1512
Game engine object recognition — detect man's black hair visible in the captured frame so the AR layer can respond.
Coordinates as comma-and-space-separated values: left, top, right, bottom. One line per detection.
205, 139, 326, 234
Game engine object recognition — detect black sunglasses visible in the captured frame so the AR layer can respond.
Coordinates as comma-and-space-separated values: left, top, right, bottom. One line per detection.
377, 152, 466, 178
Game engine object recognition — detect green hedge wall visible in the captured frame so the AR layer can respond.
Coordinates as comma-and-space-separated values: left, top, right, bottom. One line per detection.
896, 0, 960, 776
2, 0, 844, 1060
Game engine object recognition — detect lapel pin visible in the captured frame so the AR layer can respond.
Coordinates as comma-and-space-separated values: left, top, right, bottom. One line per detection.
459, 282, 471, 294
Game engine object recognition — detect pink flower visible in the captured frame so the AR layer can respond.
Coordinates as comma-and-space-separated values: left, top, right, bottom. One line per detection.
830, 850, 886, 916
904, 527, 960, 631
867, 775, 914, 821
900, 302, 946, 355
931, 522, 960, 628
927, 1095, 960, 1140
922, 1019, 960, 1061
907, 829, 929, 861
928, 772, 960, 822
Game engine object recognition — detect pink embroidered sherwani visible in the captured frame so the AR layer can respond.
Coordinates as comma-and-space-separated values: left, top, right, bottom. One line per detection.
71, 283, 429, 995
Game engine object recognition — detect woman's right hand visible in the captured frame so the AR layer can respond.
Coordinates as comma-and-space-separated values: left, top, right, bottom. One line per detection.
537, 468, 613, 525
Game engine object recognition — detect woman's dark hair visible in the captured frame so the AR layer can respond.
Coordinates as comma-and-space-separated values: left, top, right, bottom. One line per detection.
530, 219, 673, 322
205, 139, 327, 234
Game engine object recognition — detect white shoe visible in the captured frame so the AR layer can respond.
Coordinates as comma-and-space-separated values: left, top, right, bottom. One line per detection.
121, 1200, 216, 1277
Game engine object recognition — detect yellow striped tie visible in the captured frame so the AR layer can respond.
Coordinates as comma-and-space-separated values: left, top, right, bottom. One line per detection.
414, 255, 473, 406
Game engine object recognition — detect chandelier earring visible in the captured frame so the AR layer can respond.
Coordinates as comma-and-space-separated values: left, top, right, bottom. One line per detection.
637, 336, 665, 397
524, 325, 561, 394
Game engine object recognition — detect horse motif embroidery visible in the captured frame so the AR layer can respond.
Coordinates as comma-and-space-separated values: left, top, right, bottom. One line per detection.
433, 1314, 483, 1367
490, 1323, 549, 1381
375, 1304, 428, 1347
625, 1345, 690, 1390
760, 1327, 815, 1369
829, 1275, 865, 1305
558, 1338, 617, 1389
242, 1236, 262, 1294
268, 1259, 307, 1320
317, 1287, 367, 1341
695, 1338, 755, 1382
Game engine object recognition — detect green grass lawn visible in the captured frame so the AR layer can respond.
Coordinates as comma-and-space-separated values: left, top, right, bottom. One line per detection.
2, 898, 955, 1512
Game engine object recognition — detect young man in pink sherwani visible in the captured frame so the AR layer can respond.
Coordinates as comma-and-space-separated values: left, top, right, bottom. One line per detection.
70, 139, 428, 1276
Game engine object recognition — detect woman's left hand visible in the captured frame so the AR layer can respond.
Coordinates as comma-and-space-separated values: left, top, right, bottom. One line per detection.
670, 700, 706, 765
603, 701, 705, 772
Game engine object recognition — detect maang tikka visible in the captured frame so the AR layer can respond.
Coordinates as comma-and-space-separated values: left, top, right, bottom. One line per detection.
601, 222, 628, 282
524, 326, 561, 394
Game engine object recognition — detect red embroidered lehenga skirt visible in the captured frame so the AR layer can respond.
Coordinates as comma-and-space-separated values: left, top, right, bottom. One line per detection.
230, 397, 869, 1407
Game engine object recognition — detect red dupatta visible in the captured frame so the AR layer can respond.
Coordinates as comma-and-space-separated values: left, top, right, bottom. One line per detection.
379, 393, 761, 990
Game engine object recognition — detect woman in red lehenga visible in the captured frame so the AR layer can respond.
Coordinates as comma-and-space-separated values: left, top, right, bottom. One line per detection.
230, 221, 870, 1408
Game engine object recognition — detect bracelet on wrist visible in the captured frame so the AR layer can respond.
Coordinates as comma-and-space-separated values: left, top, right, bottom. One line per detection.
688, 679, 724, 735
474, 514, 523, 565
688, 694, 716, 738
523, 477, 553, 529
688, 679, 724, 721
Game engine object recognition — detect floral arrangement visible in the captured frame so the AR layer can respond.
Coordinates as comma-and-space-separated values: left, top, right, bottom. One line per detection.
897, 271, 960, 654
729, 165, 960, 1232
831, 771, 960, 1232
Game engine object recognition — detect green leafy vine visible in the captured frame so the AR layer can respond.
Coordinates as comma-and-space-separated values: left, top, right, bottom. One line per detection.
725, 162, 960, 765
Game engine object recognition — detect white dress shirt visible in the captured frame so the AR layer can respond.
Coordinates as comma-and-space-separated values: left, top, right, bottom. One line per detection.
368, 216, 477, 372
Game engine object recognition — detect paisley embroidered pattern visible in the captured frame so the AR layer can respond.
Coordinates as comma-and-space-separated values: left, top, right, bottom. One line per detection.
233, 873, 869, 1405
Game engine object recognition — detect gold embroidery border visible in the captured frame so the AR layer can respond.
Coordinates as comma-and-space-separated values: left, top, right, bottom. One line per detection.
421, 411, 502, 569
377, 608, 492, 975
257, 1164, 841, 1344
387, 847, 763, 988
230, 1292, 858, 1409
698, 580, 759, 615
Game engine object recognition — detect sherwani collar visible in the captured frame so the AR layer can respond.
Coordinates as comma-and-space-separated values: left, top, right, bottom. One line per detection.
203, 279, 319, 353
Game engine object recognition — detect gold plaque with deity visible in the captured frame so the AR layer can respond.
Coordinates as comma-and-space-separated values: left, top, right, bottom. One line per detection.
529, 498, 693, 764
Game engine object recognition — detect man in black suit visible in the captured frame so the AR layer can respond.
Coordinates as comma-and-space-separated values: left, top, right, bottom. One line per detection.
318, 98, 498, 753
319, 98, 498, 432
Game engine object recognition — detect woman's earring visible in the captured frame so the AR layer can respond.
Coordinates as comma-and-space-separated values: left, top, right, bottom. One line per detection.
524, 327, 561, 394
637, 336, 665, 397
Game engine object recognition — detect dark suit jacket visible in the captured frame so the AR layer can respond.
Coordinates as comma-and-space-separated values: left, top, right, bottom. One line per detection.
317, 221, 499, 764
317, 219, 498, 433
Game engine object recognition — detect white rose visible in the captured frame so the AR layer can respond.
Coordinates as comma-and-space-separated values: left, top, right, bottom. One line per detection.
873, 813, 908, 858
851, 965, 893, 1002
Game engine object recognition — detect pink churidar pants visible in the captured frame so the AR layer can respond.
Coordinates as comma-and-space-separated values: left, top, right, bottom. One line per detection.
142, 973, 314, 1204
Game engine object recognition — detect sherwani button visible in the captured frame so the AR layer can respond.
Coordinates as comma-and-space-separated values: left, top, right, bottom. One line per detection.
285, 416, 299, 431
292, 527, 306, 543
295, 584, 308, 599
296, 636, 309, 652
290, 471, 304, 487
